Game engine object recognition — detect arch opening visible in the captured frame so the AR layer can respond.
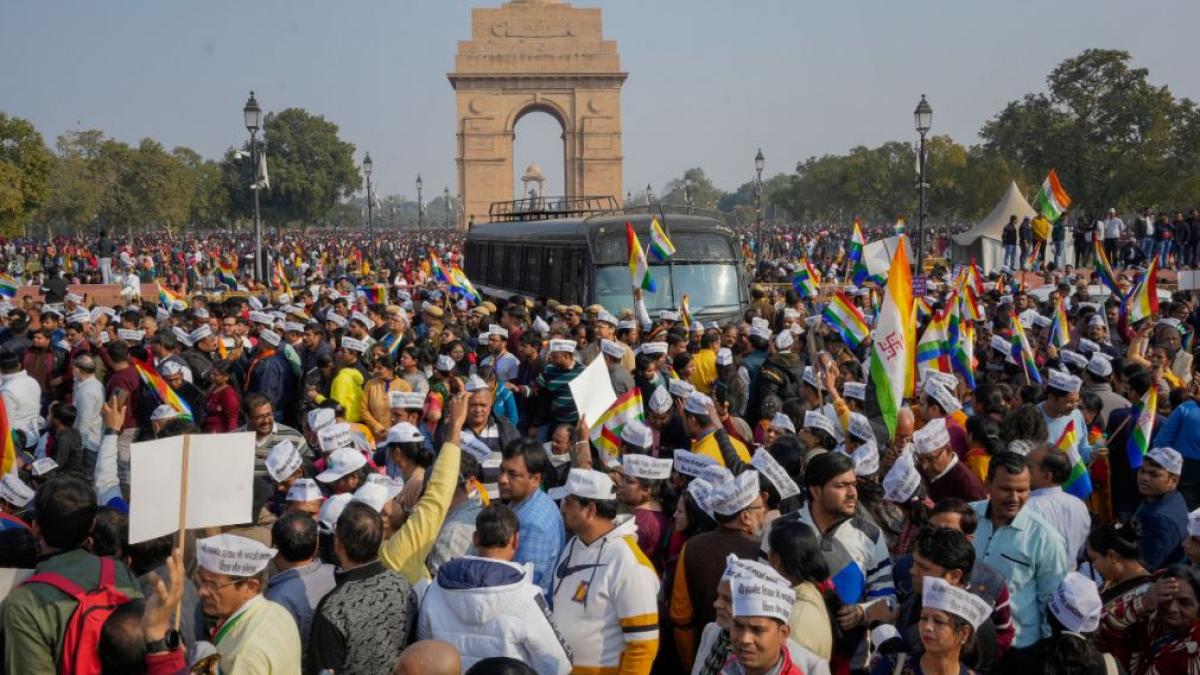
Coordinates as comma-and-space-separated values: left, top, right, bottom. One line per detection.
512, 109, 566, 200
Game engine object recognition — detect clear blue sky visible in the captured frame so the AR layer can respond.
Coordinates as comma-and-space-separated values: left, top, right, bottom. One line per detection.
2, 0, 1197, 201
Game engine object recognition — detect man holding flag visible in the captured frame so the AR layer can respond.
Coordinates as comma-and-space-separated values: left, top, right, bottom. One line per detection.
1039, 370, 1092, 467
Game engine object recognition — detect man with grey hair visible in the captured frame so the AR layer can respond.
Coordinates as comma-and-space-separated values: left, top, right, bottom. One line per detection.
71, 354, 105, 476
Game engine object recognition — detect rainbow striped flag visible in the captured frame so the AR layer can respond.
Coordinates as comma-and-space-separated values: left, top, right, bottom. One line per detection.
449, 265, 481, 303
848, 219, 866, 266
133, 359, 193, 421
915, 296, 934, 322
356, 284, 388, 305
869, 237, 915, 440
1010, 312, 1043, 384
589, 388, 645, 464
1048, 297, 1071, 349
626, 222, 656, 292
0, 273, 18, 299
216, 265, 238, 288
948, 299, 976, 390
429, 252, 452, 285
822, 290, 870, 349
157, 282, 183, 310
680, 294, 692, 331
1034, 169, 1072, 222
1092, 232, 1122, 297
1025, 240, 1043, 270
1126, 386, 1158, 470
792, 258, 820, 299
0, 395, 15, 476
1055, 420, 1093, 500
916, 306, 952, 377
273, 259, 292, 296
648, 217, 676, 262
1124, 257, 1158, 323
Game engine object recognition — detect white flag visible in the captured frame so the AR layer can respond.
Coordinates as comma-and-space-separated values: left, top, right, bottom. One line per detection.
254, 151, 270, 190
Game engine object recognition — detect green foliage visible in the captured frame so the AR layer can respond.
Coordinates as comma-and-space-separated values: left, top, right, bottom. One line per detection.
0, 113, 54, 236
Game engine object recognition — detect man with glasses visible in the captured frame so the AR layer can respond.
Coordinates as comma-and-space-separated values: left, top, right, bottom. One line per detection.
195, 533, 301, 673
244, 393, 310, 480
498, 437, 563, 600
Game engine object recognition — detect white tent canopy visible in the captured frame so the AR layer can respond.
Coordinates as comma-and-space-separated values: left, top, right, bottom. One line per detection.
950, 180, 1063, 274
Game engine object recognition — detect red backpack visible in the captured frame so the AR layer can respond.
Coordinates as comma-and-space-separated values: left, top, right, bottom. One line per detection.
24, 556, 132, 675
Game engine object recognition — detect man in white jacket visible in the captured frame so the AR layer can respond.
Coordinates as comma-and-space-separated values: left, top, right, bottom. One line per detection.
417, 503, 573, 674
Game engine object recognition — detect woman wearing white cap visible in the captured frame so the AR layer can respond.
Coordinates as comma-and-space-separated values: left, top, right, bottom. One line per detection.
1099, 564, 1200, 675
1000, 571, 1120, 674
870, 577, 990, 675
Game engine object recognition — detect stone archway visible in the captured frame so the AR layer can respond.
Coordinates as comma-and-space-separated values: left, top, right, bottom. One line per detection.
449, 0, 626, 227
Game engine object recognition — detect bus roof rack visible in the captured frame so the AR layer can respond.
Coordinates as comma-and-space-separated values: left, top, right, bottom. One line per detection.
488, 196, 620, 222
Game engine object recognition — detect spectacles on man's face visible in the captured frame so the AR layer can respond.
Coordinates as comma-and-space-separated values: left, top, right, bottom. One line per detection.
194, 574, 240, 593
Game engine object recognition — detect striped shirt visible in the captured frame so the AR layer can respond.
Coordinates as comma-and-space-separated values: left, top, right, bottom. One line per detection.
536, 361, 585, 426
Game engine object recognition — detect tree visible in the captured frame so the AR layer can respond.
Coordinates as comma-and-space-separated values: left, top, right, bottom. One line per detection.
660, 168, 725, 211
0, 113, 54, 236
233, 108, 360, 227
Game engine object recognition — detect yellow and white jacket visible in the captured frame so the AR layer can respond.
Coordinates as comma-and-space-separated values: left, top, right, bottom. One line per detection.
551, 514, 660, 675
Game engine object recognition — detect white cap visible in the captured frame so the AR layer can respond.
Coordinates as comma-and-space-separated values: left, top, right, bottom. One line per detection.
750, 448, 800, 499
1059, 350, 1088, 370
716, 348, 733, 366
1047, 369, 1082, 394
318, 493, 353, 534
924, 382, 961, 415
749, 325, 772, 341
913, 418, 951, 455
783, 308, 800, 320
547, 468, 618, 501
386, 422, 424, 445
286, 478, 322, 503
768, 412, 795, 434
283, 322, 305, 334
684, 392, 712, 416
686, 478, 716, 519
31, 457, 59, 477
464, 374, 489, 392
249, 311, 274, 326
843, 382, 866, 401
117, 329, 145, 342
266, 440, 303, 483
189, 325, 212, 343
1048, 571, 1103, 634
1086, 353, 1113, 378
596, 311, 618, 326
247, 297, 263, 310
1032, 314, 1052, 329
390, 391, 426, 409
883, 452, 921, 503
340, 336, 368, 354
486, 324, 509, 339
620, 420, 654, 449
316, 447, 367, 483
774, 331, 794, 350
1088, 314, 1106, 328
159, 360, 183, 377
258, 329, 281, 347
601, 339, 626, 359
668, 378, 695, 398
435, 354, 455, 372
990, 334, 1013, 358
351, 481, 389, 512
659, 310, 680, 322
923, 370, 958, 393
700, 464, 735, 486
1147, 446, 1183, 475
803, 410, 836, 438
707, 470, 761, 516
0, 474, 34, 507
622, 454, 673, 481
151, 405, 180, 422
366, 472, 405, 501
731, 570, 796, 623
318, 422, 354, 453
1190, 507, 1200, 538
802, 367, 820, 389
673, 448, 717, 477
326, 313, 348, 328
349, 312, 375, 330
196, 534, 277, 577
307, 408, 335, 433
548, 339, 577, 354
922, 576, 992, 629
532, 316, 550, 335
641, 342, 668, 356
647, 387, 673, 414
617, 320, 635, 331
848, 413, 875, 444
851, 442, 880, 477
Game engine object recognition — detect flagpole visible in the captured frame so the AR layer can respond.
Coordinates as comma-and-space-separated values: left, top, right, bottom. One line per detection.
174, 433, 191, 631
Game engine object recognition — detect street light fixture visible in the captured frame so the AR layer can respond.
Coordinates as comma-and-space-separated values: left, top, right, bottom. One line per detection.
416, 174, 424, 237
243, 91, 264, 283
645, 183, 652, 208
683, 178, 694, 213
754, 148, 765, 260
444, 186, 450, 230
914, 94, 932, 272
363, 152, 373, 237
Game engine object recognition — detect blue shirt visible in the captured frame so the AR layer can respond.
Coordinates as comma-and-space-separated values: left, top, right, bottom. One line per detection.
1155, 399, 1200, 461
1134, 490, 1189, 570
971, 500, 1068, 648
1040, 403, 1092, 463
510, 488, 565, 601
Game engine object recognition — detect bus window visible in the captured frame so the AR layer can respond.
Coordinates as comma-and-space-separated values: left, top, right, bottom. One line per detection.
564, 248, 584, 305
506, 245, 522, 288
544, 247, 561, 299
525, 247, 542, 296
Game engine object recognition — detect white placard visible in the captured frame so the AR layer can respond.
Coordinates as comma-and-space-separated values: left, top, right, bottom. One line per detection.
0, 568, 34, 603
568, 353, 617, 427
128, 432, 256, 544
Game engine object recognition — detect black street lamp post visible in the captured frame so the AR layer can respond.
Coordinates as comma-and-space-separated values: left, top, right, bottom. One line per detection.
243, 92, 263, 282
915, 94, 933, 273
363, 152, 373, 237
416, 174, 424, 237
754, 148, 765, 259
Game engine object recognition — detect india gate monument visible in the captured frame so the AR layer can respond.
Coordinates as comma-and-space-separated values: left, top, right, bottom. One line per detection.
449, 0, 626, 227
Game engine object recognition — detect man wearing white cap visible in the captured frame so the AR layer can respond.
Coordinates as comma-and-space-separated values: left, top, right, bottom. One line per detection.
536, 338, 585, 428
195, 533, 301, 673
912, 418, 986, 503
1133, 446, 1189, 570
245, 326, 297, 425
670, 471, 765, 668
1039, 369, 1092, 466
1080, 352, 1128, 428
684, 392, 751, 467
551, 468, 661, 675
727, 561, 806, 675
480, 324, 519, 384
601, 338, 636, 396
617, 452, 673, 569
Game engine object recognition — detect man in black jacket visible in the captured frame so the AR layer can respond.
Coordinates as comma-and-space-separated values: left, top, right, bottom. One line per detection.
96, 230, 116, 284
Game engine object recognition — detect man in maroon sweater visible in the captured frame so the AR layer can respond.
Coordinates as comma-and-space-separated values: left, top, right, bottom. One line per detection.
102, 340, 143, 497
913, 417, 987, 502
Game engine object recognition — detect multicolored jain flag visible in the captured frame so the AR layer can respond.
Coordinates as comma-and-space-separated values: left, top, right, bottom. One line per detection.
792, 259, 820, 299
0, 273, 19, 299
1055, 420, 1092, 500
1049, 297, 1070, 349
1126, 386, 1158, 470
626, 222, 656, 292
1034, 169, 1072, 222
869, 237, 915, 440
648, 217, 676, 262
1092, 232, 1122, 297
589, 389, 645, 465
821, 290, 869, 349
133, 359, 194, 421
1009, 312, 1043, 384
1125, 257, 1159, 323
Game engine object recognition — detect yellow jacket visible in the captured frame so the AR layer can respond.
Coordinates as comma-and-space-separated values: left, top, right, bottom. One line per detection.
380, 441, 461, 585
688, 348, 718, 395
1032, 215, 1051, 243
691, 429, 750, 466
330, 367, 365, 422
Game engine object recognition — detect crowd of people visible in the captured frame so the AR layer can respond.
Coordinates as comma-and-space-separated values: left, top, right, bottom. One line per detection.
2, 223, 1200, 675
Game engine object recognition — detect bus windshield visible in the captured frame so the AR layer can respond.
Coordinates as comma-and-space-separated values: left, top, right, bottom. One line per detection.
594, 263, 741, 316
